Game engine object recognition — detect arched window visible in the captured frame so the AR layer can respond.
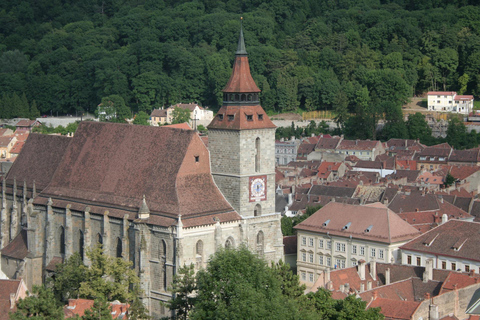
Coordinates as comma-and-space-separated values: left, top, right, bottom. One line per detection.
79, 231, 84, 260
161, 240, 167, 291
247, 94, 252, 101
254, 204, 262, 217
225, 237, 235, 249
97, 233, 103, 245
256, 231, 264, 257
255, 137, 261, 172
235, 94, 239, 101
59, 226, 65, 255
241, 94, 246, 101
196, 240, 203, 269
116, 238, 123, 258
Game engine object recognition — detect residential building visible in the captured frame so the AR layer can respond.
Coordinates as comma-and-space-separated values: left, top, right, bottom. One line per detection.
167, 103, 213, 127
15, 119, 41, 133
427, 91, 474, 114
149, 108, 168, 126
275, 137, 300, 165
335, 139, 385, 161
294, 202, 420, 287
415, 144, 453, 170
0, 136, 17, 159
0, 279, 28, 320
400, 220, 480, 273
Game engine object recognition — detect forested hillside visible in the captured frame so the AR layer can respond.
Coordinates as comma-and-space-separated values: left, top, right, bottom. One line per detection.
0, 0, 479, 137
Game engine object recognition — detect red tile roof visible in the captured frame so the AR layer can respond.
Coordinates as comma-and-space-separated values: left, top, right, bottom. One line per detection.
5, 134, 71, 191
208, 105, 275, 130
294, 202, 420, 243
427, 91, 456, 96
64, 299, 129, 319
367, 297, 420, 319
222, 55, 260, 93
33, 122, 238, 227
337, 139, 380, 151
1, 230, 28, 259
9, 141, 24, 154
163, 122, 191, 130
440, 271, 480, 294
15, 120, 39, 127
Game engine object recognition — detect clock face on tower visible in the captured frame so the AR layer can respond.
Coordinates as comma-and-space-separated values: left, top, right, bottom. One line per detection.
249, 175, 267, 202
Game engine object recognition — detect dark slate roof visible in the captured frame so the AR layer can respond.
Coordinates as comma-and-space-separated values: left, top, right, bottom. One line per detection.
5, 134, 71, 191
470, 201, 480, 222
1, 229, 28, 259
386, 170, 420, 183
449, 149, 480, 163
400, 220, 480, 262
34, 122, 238, 226
309, 185, 356, 198
388, 192, 439, 213
283, 235, 297, 255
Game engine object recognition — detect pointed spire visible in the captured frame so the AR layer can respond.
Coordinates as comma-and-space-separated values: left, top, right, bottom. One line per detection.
236, 17, 247, 55
138, 195, 150, 219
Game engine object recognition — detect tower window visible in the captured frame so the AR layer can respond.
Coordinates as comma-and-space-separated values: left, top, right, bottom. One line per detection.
254, 204, 262, 216
246, 114, 253, 121
194, 156, 199, 162
228, 115, 235, 121
258, 114, 263, 120
218, 114, 224, 120
255, 137, 261, 172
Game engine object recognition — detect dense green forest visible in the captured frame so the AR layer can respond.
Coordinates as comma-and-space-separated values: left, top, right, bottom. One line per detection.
1, 0, 480, 137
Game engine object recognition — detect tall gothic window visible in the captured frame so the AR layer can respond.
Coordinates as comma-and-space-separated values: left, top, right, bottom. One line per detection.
225, 237, 235, 249
59, 226, 65, 255
97, 233, 103, 245
196, 240, 203, 269
116, 238, 122, 258
256, 231, 264, 257
79, 231, 84, 260
255, 137, 261, 172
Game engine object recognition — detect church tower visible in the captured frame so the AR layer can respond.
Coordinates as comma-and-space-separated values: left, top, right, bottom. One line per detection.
208, 22, 276, 218
208, 20, 283, 262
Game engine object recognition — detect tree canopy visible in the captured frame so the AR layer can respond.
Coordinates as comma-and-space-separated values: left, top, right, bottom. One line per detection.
1, 0, 479, 127
166, 246, 384, 319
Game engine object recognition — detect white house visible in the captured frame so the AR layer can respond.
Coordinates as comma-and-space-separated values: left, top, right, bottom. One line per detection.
427, 91, 474, 114
294, 202, 421, 287
400, 219, 480, 273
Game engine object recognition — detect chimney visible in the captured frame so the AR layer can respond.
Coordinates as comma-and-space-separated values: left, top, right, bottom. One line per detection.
345, 283, 350, 293
288, 193, 293, 205
358, 260, 366, 280
367, 281, 372, 290
425, 292, 431, 300
429, 304, 439, 320
383, 197, 388, 205
340, 284, 345, 293
9, 293, 15, 309
372, 291, 378, 300
442, 213, 448, 224
438, 195, 444, 203
325, 269, 331, 284
386, 268, 391, 285
370, 260, 377, 281
423, 258, 433, 282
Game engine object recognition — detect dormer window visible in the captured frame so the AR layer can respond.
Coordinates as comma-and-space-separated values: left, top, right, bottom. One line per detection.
246, 114, 253, 121
228, 115, 235, 121
258, 114, 264, 120
218, 114, 224, 120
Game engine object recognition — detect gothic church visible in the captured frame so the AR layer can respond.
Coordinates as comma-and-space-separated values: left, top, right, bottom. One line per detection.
0, 27, 283, 319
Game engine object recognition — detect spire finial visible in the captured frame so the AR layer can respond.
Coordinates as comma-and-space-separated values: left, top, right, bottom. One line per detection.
236, 17, 247, 55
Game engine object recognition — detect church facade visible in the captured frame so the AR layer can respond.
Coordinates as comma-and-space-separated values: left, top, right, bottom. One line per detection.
0, 27, 283, 319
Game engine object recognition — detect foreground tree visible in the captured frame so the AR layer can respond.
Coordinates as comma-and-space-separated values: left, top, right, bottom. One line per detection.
165, 264, 197, 320
50, 252, 86, 304
191, 247, 299, 320
10, 285, 64, 320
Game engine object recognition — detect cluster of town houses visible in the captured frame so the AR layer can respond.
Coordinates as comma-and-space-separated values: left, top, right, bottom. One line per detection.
277, 134, 480, 319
